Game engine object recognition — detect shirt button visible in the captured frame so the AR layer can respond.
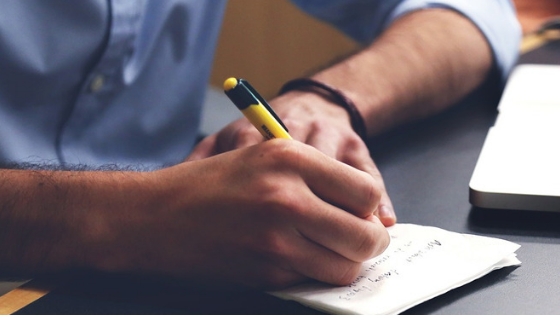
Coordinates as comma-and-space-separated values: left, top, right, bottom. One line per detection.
89, 75, 105, 93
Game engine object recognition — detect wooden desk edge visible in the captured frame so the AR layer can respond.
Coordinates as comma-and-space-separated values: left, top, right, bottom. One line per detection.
0, 281, 53, 315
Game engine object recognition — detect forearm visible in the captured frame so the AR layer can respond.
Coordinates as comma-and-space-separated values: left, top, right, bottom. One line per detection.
313, 8, 493, 136
0, 168, 155, 277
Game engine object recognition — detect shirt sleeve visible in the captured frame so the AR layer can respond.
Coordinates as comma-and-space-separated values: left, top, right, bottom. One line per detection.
389, 0, 521, 82
290, 0, 521, 82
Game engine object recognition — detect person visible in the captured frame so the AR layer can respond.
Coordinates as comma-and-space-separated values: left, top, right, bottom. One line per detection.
0, 0, 520, 289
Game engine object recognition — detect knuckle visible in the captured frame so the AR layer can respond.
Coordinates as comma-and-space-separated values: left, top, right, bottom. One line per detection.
233, 126, 260, 147
309, 120, 327, 134
263, 140, 306, 169
347, 136, 365, 152
377, 227, 391, 254
354, 225, 379, 261
353, 223, 389, 261
282, 118, 304, 132
263, 189, 306, 220
364, 176, 382, 210
250, 173, 281, 196
343, 136, 369, 161
308, 121, 341, 142
255, 230, 287, 261
244, 163, 306, 218
251, 175, 294, 205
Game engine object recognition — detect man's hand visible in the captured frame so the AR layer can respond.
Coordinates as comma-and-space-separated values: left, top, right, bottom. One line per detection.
189, 7, 498, 230
189, 91, 396, 226
112, 140, 390, 289
0, 141, 388, 289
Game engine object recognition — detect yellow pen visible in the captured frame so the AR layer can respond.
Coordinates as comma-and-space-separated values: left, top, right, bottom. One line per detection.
223, 77, 292, 140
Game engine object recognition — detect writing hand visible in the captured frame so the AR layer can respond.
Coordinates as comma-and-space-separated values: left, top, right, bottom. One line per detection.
188, 91, 396, 226
131, 140, 389, 289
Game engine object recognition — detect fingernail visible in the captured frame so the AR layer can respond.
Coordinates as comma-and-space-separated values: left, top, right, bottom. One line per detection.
379, 206, 395, 220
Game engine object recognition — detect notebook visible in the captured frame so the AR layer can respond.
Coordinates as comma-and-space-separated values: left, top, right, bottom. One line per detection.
271, 224, 520, 315
469, 64, 560, 211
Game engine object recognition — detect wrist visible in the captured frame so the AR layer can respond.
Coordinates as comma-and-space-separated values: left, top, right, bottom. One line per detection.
272, 90, 354, 132
83, 164, 211, 279
78, 170, 161, 274
0, 169, 160, 276
278, 78, 368, 140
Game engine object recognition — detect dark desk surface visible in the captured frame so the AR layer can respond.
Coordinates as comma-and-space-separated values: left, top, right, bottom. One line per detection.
8, 43, 560, 315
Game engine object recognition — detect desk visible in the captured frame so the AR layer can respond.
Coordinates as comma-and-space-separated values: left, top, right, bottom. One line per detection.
2, 42, 560, 315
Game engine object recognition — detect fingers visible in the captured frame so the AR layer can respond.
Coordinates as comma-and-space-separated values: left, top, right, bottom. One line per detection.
179, 140, 392, 288
377, 195, 396, 227
340, 139, 397, 226
254, 141, 389, 283
288, 142, 382, 219
291, 119, 396, 225
294, 194, 390, 262
283, 198, 388, 285
255, 213, 386, 287
186, 135, 218, 161
215, 120, 263, 153
189, 118, 264, 162
304, 122, 340, 160
288, 234, 365, 286
252, 229, 371, 288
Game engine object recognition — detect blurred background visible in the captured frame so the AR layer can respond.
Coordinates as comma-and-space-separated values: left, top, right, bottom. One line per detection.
209, 0, 560, 99
201, 0, 560, 135
209, 0, 358, 99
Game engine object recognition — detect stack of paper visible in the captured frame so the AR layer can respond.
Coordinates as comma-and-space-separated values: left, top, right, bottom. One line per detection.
271, 224, 520, 315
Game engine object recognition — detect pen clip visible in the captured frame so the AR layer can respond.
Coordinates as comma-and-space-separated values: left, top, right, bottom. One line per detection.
241, 79, 289, 133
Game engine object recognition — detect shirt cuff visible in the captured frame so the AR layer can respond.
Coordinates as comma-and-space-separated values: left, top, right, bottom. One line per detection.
387, 0, 521, 83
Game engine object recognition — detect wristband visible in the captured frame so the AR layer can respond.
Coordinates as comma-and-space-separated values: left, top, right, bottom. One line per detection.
278, 78, 367, 140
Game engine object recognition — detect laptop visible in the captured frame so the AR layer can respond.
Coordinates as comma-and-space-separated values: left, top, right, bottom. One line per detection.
469, 64, 560, 211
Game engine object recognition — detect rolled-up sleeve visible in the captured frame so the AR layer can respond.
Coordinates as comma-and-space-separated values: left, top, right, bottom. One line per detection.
291, 0, 521, 82
390, 0, 521, 81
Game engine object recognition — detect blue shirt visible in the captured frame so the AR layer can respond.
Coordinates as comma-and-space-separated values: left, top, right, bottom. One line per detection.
0, 0, 520, 167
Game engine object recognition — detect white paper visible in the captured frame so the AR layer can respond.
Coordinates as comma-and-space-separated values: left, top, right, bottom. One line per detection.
271, 224, 520, 315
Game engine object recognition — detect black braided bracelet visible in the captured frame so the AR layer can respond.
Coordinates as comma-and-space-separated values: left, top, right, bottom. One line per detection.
278, 78, 367, 141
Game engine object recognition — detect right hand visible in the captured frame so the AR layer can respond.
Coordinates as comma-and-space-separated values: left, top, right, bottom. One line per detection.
188, 91, 397, 227
104, 140, 390, 289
